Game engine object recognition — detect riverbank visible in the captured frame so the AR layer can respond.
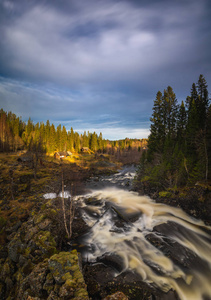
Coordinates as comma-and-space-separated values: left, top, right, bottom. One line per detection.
1, 153, 210, 300
0, 153, 123, 299
133, 179, 211, 226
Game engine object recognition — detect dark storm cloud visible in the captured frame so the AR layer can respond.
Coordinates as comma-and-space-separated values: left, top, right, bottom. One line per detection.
0, 0, 210, 139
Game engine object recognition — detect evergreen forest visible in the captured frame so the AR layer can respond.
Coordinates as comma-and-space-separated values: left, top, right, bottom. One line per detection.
137, 74, 211, 188
0, 109, 146, 155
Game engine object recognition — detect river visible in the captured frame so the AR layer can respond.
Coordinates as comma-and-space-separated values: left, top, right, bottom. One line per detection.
72, 166, 211, 300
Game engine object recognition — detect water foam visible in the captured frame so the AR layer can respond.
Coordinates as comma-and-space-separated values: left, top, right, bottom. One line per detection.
77, 188, 211, 300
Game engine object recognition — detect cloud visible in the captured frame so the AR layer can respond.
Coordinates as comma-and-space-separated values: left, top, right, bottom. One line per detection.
0, 0, 210, 139
1, 0, 210, 88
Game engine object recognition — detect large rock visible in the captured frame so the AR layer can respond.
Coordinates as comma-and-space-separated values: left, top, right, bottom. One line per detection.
17, 250, 89, 300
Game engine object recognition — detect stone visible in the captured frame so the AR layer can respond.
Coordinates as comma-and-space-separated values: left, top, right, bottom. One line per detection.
8, 239, 24, 263
48, 252, 72, 284
38, 219, 52, 230
27, 262, 48, 297
103, 291, 128, 300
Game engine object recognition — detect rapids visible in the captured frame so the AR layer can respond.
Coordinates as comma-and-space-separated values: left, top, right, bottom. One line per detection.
73, 167, 211, 300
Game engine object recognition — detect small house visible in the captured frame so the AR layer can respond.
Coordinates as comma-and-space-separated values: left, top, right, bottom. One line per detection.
54, 152, 68, 160
81, 147, 90, 152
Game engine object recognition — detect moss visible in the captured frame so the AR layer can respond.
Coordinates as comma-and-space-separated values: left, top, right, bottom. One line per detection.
141, 175, 150, 182
179, 192, 187, 198
34, 213, 46, 225
43, 272, 54, 294
198, 195, 205, 202
69, 265, 78, 272
36, 231, 56, 248
48, 252, 73, 284
49, 252, 73, 268
46, 199, 56, 207
46, 246, 57, 257
65, 278, 76, 288
24, 247, 31, 256
73, 269, 84, 283
50, 209, 57, 216
41, 204, 47, 211
36, 232, 57, 258
1, 262, 11, 279
53, 283, 60, 294
70, 249, 78, 262
61, 272, 72, 282
14, 270, 23, 283
159, 191, 172, 198
74, 287, 89, 298
0, 216, 6, 230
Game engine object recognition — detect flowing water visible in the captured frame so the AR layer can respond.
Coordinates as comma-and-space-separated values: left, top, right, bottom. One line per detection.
74, 167, 211, 300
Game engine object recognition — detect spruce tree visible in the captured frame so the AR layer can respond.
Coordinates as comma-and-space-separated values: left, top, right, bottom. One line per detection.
56, 124, 62, 151
69, 127, 74, 151
61, 126, 67, 151
197, 74, 209, 129
74, 132, 80, 153
147, 91, 164, 159
90, 132, 98, 152
49, 124, 56, 153
206, 104, 211, 180
176, 101, 187, 146
98, 132, 103, 152
82, 131, 89, 148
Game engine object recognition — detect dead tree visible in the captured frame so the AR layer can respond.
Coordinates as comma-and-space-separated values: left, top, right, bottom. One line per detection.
61, 171, 75, 240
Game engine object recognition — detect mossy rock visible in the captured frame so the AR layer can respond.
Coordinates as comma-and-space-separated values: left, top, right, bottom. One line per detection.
24, 226, 39, 242
48, 252, 72, 283
8, 238, 24, 263
74, 287, 89, 298
37, 218, 52, 230
33, 230, 57, 257
48, 251, 89, 299
43, 272, 54, 294
22, 259, 34, 275
0, 262, 11, 281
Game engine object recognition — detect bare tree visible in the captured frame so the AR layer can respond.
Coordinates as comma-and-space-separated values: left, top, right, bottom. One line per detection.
61, 171, 75, 240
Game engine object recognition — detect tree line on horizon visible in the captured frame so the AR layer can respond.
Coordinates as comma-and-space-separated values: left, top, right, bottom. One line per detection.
137, 74, 211, 187
0, 109, 146, 155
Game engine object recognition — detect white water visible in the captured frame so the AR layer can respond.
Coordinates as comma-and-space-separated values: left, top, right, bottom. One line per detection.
76, 188, 211, 300
43, 191, 71, 199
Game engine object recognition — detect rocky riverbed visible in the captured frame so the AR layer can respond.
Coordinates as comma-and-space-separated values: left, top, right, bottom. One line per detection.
1, 155, 211, 300
70, 187, 211, 300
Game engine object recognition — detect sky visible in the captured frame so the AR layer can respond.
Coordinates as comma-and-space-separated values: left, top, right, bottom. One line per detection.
0, 0, 210, 140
